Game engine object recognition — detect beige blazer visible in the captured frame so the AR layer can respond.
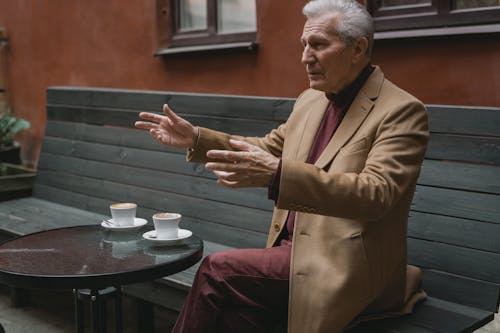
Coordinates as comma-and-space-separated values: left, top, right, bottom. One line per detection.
188, 66, 429, 333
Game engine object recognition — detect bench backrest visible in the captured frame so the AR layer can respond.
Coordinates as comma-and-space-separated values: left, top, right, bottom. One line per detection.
41, 87, 499, 312
408, 105, 500, 312
39, 87, 294, 249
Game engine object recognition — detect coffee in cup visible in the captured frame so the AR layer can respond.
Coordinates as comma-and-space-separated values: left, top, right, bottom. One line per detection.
152, 213, 181, 239
110, 203, 137, 226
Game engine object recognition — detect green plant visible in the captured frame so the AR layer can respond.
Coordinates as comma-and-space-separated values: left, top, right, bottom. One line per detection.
0, 103, 30, 147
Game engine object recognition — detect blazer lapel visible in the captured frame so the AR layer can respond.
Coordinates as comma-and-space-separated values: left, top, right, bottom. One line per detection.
294, 95, 330, 162
314, 67, 384, 169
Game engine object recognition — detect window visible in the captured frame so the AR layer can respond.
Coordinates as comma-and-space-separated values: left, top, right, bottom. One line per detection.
368, 0, 500, 37
156, 0, 258, 55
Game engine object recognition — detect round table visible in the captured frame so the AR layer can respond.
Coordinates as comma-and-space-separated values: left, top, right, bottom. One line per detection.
0, 225, 203, 332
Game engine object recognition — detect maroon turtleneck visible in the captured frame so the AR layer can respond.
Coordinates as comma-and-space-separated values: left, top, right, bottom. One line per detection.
269, 64, 374, 243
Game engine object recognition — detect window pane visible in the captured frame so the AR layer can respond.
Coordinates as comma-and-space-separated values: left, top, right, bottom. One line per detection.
453, 0, 500, 10
382, 0, 430, 6
217, 0, 256, 34
180, 0, 207, 31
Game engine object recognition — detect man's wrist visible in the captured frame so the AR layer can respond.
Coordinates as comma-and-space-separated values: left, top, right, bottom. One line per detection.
268, 159, 283, 202
188, 127, 200, 151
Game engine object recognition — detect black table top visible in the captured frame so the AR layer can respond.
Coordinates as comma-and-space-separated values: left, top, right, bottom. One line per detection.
0, 225, 203, 289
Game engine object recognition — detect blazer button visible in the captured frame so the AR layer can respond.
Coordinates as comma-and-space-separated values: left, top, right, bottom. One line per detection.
273, 223, 280, 232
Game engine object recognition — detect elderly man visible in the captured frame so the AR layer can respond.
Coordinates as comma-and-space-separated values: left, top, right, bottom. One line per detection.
135, 0, 428, 332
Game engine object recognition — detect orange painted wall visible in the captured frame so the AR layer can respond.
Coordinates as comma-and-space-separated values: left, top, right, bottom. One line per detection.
0, 0, 499, 166
373, 34, 500, 107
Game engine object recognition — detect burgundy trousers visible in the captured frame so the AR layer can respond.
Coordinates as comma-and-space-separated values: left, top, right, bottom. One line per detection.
171, 243, 291, 333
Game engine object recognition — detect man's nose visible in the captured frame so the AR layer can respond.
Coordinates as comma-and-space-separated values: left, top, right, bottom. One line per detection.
301, 46, 314, 65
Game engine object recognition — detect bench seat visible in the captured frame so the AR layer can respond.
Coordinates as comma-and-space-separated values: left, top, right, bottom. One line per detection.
0, 196, 234, 311
0, 87, 498, 332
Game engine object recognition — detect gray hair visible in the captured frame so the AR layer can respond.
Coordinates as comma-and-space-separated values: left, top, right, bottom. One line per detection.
303, 0, 374, 57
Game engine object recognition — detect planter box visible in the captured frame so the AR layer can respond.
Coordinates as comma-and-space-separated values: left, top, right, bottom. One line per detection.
0, 144, 22, 164
0, 163, 36, 201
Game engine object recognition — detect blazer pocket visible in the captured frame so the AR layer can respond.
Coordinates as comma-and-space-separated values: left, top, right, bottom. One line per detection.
339, 138, 368, 156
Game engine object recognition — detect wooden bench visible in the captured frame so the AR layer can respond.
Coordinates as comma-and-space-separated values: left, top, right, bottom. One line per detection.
0, 86, 498, 332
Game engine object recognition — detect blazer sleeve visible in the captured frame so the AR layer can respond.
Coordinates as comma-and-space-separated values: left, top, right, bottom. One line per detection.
186, 124, 286, 163
185, 90, 314, 163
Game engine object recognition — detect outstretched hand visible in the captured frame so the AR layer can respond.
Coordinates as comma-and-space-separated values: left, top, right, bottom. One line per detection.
205, 140, 279, 188
135, 104, 198, 149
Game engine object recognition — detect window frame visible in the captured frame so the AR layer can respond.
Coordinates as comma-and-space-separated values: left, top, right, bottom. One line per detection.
368, 0, 500, 35
156, 0, 258, 55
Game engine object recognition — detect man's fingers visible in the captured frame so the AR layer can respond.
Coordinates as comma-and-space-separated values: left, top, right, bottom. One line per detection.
211, 170, 235, 179
163, 104, 182, 123
138, 112, 163, 123
136, 112, 174, 129
205, 162, 243, 172
206, 149, 247, 162
134, 121, 157, 130
217, 179, 240, 188
209, 170, 241, 187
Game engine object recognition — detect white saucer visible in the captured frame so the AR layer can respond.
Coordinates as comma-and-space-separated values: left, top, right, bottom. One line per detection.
142, 229, 192, 245
101, 218, 148, 231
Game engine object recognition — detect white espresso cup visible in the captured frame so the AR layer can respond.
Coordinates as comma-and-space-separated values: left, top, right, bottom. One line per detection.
110, 203, 137, 226
152, 213, 181, 239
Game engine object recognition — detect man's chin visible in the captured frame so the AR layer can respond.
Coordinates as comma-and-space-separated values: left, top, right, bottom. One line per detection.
309, 81, 328, 92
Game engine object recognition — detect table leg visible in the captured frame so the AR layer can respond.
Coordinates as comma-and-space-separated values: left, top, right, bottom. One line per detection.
90, 289, 101, 333
74, 289, 85, 333
115, 286, 123, 333
137, 299, 155, 333
101, 297, 107, 333
76, 287, 120, 333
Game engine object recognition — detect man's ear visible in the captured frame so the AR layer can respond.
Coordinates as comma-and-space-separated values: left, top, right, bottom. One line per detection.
352, 36, 369, 64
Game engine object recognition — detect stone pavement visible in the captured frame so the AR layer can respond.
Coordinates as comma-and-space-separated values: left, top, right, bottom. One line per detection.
0, 284, 177, 333
0, 284, 498, 332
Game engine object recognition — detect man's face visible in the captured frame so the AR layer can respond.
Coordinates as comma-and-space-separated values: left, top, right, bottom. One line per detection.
301, 14, 356, 93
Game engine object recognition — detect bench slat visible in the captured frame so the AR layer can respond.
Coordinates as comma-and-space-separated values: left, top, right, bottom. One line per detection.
419, 159, 500, 195
408, 238, 500, 284
412, 185, 500, 224
427, 105, 500, 137
184, 114, 280, 137
47, 105, 282, 137
35, 171, 271, 234
0, 196, 266, 248
41, 136, 215, 179
179, 215, 267, 248
33, 184, 268, 248
346, 320, 437, 333
400, 297, 494, 333
349, 297, 494, 333
47, 87, 294, 121
45, 120, 181, 154
408, 211, 500, 253
38, 152, 273, 211
421, 269, 500, 312
0, 197, 105, 235
426, 133, 500, 165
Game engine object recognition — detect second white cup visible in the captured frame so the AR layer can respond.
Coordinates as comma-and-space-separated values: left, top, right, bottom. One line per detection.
152, 213, 181, 239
